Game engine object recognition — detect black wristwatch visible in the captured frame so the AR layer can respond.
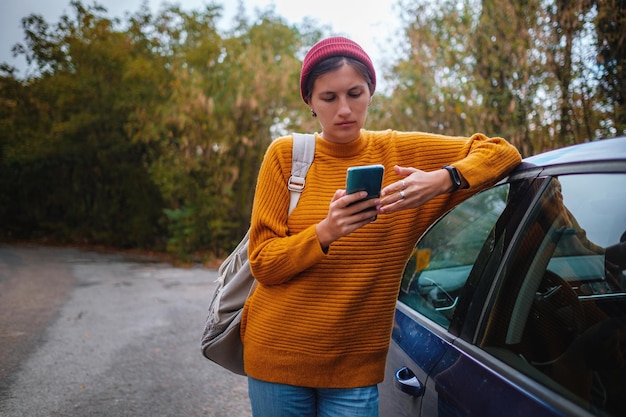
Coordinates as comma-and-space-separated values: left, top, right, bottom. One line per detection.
442, 165, 461, 192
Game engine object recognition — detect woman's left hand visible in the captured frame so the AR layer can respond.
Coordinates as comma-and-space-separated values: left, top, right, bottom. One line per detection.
379, 165, 452, 214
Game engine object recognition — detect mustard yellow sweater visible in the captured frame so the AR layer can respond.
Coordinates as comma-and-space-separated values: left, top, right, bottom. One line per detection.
242, 129, 521, 388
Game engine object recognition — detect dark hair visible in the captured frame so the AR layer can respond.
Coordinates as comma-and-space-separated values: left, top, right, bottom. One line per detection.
303, 56, 374, 103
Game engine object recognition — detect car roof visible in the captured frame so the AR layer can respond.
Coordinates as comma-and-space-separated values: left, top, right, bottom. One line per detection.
523, 136, 626, 166
505, 136, 626, 180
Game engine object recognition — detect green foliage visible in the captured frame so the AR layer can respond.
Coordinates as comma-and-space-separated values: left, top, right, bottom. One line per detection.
1, 1, 167, 247
126, 4, 310, 257
595, 0, 626, 135
386, 0, 622, 156
0, 0, 623, 260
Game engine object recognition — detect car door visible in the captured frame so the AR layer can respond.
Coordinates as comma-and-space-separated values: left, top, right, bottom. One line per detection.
380, 178, 539, 416
474, 171, 626, 417
381, 169, 626, 417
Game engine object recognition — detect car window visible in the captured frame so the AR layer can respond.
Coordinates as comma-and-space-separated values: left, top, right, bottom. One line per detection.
398, 184, 510, 328
479, 174, 626, 417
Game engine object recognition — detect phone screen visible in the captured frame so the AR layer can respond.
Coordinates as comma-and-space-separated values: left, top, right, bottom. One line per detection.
346, 164, 385, 199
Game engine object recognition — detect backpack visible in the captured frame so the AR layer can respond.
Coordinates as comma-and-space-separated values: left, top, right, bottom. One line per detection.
201, 133, 316, 375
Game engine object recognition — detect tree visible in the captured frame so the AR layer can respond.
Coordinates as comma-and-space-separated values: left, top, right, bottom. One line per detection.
473, 0, 543, 155
1, 1, 166, 246
383, 0, 619, 156
383, 0, 478, 134
594, 0, 626, 136
127, 4, 310, 258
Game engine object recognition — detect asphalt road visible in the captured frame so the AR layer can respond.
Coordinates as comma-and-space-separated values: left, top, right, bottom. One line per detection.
0, 244, 251, 417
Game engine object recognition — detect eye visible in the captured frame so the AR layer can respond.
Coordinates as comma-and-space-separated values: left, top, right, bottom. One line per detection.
348, 87, 366, 98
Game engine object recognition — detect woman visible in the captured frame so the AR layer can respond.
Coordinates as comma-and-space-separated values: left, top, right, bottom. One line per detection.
241, 36, 522, 416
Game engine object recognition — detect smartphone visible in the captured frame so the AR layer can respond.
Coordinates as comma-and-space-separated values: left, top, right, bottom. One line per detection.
346, 164, 385, 198
346, 164, 384, 219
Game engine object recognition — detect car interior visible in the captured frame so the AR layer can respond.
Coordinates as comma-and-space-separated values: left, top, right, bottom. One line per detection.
480, 175, 626, 416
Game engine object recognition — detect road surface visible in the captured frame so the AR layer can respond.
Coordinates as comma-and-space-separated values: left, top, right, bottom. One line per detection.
0, 244, 251, 416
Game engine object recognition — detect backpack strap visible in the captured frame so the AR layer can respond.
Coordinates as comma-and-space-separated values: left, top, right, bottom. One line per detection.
288, 133, 316, 214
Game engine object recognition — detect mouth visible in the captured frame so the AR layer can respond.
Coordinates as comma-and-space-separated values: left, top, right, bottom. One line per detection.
336, 120, 356, 128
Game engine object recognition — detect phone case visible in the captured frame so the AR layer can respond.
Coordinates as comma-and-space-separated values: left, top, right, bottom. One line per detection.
346, 164, 385, 199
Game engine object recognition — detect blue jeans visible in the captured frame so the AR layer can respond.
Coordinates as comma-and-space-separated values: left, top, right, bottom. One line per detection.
248, 377, 379, 417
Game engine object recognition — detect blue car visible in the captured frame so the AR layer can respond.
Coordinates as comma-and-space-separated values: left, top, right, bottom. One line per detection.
380, 137, 626, 417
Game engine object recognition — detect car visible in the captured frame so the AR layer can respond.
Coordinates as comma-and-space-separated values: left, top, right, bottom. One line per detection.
379, 136, 626, 417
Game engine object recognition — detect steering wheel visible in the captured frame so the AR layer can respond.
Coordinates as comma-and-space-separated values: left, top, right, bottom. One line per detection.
527, 270, 585, 364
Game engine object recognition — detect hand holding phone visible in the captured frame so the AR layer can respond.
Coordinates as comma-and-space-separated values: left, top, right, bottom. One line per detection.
346, 164, 384, 219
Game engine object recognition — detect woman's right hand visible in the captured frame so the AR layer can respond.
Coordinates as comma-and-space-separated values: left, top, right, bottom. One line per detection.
315, 190, 380, 250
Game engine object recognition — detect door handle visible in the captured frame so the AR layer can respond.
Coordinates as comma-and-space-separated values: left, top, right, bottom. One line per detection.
394, 366, 425, 397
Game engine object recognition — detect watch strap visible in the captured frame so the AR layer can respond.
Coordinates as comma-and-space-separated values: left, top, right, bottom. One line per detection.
442, 165, 461, 192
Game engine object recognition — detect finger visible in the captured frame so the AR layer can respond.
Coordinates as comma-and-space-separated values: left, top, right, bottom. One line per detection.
394, 165, 417, 176
330, 189, 345, 203
346, 197, 380, 215
352, 207, 380, 227
343, 191, 369, 207
379, 188, 409, 213
381, 178, 408, 197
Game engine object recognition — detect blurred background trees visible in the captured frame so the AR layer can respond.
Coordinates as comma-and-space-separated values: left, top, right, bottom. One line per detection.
1, 0, 624, 260
372, 0, 625, 155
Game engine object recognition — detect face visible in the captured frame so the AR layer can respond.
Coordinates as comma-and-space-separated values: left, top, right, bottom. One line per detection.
309, 63, 371, 144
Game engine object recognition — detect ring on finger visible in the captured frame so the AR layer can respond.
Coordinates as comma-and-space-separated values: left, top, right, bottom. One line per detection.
401, 180, 406, 189
400, 190, 406, 199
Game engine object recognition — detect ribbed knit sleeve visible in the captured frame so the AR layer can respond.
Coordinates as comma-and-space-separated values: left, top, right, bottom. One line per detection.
248, 136, 327, 286
389, 130, 521, 190
242, 130, 521, 389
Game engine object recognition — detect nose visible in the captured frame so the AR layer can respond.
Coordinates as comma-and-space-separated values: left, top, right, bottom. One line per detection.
337, 96, 351, 116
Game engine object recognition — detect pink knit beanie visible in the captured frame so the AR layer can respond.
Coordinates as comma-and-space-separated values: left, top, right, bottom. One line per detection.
300, 36, 376, 103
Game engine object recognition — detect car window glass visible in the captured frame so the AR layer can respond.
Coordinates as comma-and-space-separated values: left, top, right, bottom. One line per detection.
398, 184, 510, 328
480, 174, 626, 417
